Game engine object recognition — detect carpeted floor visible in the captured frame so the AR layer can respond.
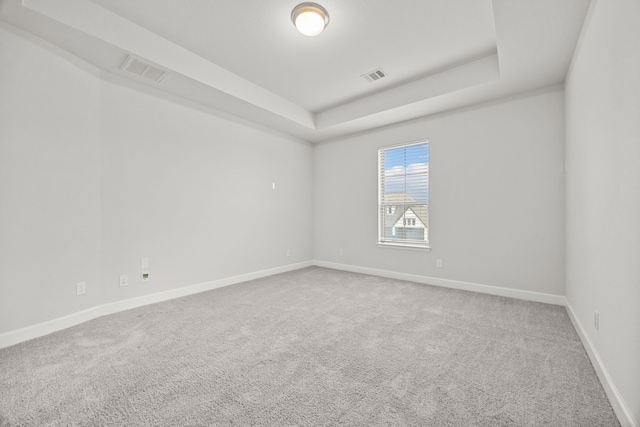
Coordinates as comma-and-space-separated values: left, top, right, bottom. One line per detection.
0, 267, 619, 426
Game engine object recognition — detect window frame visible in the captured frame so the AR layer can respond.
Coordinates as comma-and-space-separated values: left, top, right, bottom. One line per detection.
377, 139, 430, 250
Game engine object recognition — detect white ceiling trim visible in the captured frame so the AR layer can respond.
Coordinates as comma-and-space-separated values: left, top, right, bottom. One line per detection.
21, 0, 316, 128
1, 0, 590, 143
11, 0, 502, 135
316, 53, 500, 129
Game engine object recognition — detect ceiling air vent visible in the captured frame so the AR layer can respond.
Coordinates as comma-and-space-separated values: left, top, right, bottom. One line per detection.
361, 68, 387, 83
120, 55, 168, 83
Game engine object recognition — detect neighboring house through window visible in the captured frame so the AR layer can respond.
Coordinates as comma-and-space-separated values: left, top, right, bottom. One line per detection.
378, 140, 429, 248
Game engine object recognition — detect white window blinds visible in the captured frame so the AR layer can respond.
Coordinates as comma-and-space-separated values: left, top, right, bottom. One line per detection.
378, 141, 429, 248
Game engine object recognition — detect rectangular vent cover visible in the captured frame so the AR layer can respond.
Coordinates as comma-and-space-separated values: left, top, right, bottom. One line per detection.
120, 55, 168, 83
361, 68, 387, 83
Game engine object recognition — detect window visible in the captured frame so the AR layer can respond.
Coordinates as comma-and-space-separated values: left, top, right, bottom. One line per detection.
378, 140, 429, 248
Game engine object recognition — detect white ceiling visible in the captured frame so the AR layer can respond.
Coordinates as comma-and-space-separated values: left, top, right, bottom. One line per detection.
0, 0, 590, 143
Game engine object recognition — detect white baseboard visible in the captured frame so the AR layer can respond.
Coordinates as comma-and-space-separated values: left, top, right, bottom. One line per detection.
565, 301, 638, 427
0, 261, 312, 350
312, 260, 566, 306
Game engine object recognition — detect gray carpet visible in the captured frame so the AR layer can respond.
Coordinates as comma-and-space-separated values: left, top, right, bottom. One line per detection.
0, 267, 619, 426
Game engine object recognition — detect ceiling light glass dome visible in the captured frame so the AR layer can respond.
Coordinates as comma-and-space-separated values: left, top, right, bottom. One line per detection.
291, 3, 329, 37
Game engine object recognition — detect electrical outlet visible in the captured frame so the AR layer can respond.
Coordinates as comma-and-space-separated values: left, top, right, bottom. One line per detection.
286, 249, 291, 257
436, 259, 443, 268
339, 249, 344, 256
594, 310, 600, 330
141, 271, 150, 283
76, 281, 86, 296
141, 257, 150, 269
119, 274, 129, 287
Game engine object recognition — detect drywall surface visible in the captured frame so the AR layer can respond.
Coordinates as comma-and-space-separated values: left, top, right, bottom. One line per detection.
565, 0, 640, 424
314, 88, 566, 296
99, 77, 314, 303
0, 25, 313, 335
0, 27, 102, 333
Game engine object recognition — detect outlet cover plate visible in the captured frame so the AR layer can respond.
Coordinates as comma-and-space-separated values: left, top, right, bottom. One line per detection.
119, 274, 129, 287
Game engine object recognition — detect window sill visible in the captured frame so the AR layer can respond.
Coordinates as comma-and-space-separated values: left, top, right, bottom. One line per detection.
377, 242, 431, 252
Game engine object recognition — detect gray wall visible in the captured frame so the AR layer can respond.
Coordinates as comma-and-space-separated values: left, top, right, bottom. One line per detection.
565, 0, 640, 423
99, 77, 313, 305
0, 28, 102, 331
314, 88, 566, 296
0, 25, 314, 334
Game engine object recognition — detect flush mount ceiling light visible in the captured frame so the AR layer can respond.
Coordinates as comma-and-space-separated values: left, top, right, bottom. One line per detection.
291, 2, 329, 37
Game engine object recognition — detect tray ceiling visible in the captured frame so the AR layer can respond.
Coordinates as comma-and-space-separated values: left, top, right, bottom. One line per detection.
0, 0, 590, 143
